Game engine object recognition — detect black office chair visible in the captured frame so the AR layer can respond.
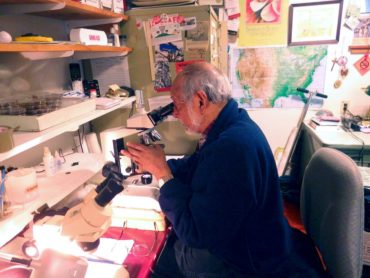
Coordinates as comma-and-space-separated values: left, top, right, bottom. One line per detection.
300, 147, 364, 278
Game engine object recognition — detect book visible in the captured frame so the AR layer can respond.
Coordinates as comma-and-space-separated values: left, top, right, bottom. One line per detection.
95, 97, 122, 110
310, 116, 340, 126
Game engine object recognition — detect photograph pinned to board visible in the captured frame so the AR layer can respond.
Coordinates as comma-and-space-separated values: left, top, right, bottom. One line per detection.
155, 41, 184, 62
343, 0, 362, 30
150, 13, 183, 45
185, 21, 209, 52
185, 21, 209, 41
154, 61, 172, 92
180, 17, 197, 31
186, 48, 207, 60
353, 13, 370, 38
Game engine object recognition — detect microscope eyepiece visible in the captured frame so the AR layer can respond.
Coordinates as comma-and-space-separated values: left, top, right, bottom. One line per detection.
147, 102, 174, 125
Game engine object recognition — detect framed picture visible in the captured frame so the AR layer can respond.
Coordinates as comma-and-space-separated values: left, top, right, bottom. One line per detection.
288, 1, 343, 46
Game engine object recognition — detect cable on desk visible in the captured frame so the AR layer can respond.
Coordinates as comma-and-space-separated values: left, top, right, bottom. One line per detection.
341, 125, 365, 166
131, 222, 158, 257
128, 101, 135, 118
0, 264, 31, 275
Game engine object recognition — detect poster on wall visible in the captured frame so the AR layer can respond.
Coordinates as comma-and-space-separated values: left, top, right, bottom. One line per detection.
150, 14, 183, 45
230, 45, 328, 108
238, 0, 289, 47
245, 0, 282, 23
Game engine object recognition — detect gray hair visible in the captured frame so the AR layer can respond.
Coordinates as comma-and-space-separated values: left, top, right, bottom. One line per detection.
175, 62, 232, 103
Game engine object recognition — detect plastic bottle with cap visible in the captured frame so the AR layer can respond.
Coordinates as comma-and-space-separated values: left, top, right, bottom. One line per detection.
43, 147, 55, 177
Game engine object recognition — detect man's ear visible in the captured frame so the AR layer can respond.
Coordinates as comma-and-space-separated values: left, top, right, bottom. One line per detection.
195, 90, 208, 113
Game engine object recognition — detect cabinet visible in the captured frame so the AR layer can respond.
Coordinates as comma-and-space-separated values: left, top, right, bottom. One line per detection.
0, 0, 134, 163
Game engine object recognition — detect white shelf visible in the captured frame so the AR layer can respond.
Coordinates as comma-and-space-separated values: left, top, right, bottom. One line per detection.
0, 96, 135, 163
0, 152, 106, 248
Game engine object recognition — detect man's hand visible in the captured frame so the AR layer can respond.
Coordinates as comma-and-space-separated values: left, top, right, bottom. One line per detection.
120, 142, 172, 179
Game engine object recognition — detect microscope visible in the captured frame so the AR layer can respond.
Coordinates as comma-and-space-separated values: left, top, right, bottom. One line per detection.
61, 102, 174, 247
100, 101, 174, 176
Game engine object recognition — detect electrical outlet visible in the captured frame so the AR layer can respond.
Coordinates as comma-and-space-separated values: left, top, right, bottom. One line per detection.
340, 100, 350, 115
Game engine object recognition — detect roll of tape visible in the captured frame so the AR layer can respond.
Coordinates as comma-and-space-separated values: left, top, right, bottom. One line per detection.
0, 126, 14, 153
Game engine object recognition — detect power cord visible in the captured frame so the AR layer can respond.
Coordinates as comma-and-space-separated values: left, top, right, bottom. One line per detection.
131, 221, 158, 257
341, 124, 365, 166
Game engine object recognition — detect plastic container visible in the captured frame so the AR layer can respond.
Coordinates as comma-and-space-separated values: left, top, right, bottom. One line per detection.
43, 147, 56, 177
5, 168, 38, 204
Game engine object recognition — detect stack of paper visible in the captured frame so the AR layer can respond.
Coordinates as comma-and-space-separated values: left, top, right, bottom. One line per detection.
95, 97, 122, 110
310, 115, 340, 127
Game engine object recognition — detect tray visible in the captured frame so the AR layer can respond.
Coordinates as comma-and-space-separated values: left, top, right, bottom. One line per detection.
0, 98, 96, 131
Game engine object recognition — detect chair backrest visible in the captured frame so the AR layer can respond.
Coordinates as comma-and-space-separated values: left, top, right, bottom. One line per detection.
300, 147, 364, 278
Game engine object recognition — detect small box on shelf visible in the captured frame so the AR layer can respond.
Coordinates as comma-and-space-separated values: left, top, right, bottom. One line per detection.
113, 0, 124, 14
80, 0, 102, 8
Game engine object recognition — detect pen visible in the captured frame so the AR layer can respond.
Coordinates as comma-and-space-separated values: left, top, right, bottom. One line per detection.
0, 168, 6, 217
84, 257, 121, 266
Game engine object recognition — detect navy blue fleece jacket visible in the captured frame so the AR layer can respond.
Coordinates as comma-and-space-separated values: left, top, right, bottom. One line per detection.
159, 99, 293, 275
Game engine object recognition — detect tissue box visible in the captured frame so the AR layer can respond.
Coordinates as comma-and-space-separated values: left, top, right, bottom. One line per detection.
70, 28, 108, 46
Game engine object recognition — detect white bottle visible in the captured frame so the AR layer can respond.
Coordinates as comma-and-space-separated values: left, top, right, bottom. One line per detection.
43, 147, 55, 177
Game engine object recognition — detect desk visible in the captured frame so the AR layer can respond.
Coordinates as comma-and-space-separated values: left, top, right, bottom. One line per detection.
298, 123, 370, 183
0, 227, 169, 278
103, 227, 169, 278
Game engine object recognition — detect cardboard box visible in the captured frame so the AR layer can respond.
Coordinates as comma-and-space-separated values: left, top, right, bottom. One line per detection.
197, 0, 223, 5
101, 0, 113, 9
81, 0, 101, 8
113, 0, 124, 14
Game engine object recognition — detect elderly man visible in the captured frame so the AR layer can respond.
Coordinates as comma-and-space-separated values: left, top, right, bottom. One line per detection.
122, 62, 325, 277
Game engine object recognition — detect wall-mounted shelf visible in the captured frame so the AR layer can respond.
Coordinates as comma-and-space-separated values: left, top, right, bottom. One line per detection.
0, 43, 132, 60
348, 38, 370, 54
0, 0, 128, 22
0, 96, 135, 163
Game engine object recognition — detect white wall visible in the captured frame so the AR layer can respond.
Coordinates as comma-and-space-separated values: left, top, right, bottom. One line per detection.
240, 0, 369, 154
290, 0, 370, 117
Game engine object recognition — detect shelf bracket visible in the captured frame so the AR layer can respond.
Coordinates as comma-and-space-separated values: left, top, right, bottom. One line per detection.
66, 17, 122, 29
21, 50, 74, 60
0, 3, 65, 15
